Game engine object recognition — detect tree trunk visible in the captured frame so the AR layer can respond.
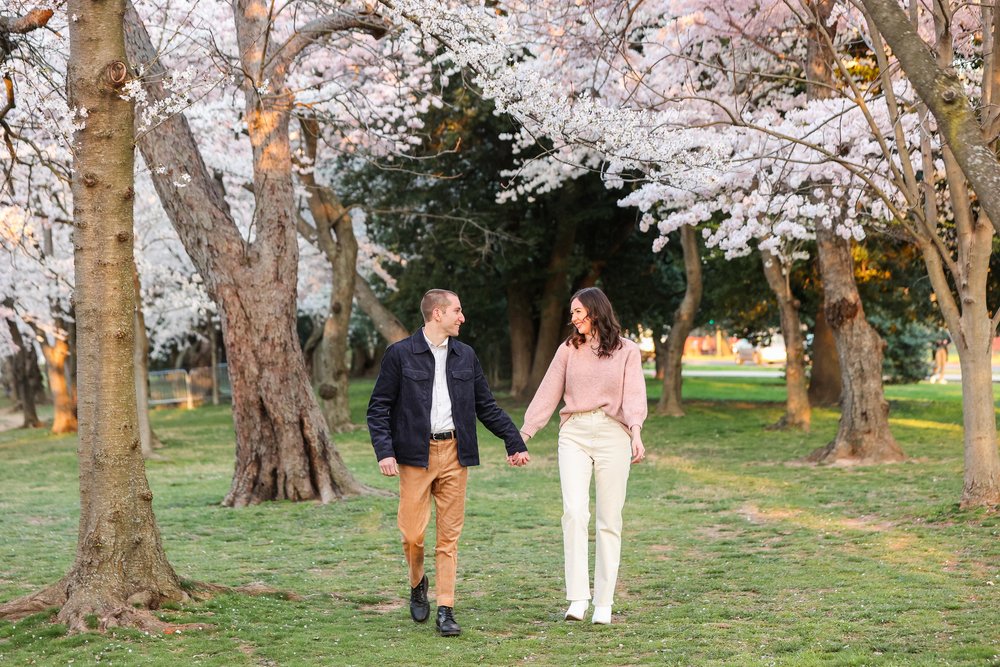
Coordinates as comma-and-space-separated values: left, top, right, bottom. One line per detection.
209, 323, 220, 406
760, 249, 810, 430
3, 309, 42, 429
955, 310, 1000, 506
298, 118, 358, 433
0, 0, 187, 629
658, 225, 702, 416
802, 0, 901, 462
653, 331, 667, 381
40, 331, 77, 434
807, 225, 904, 463
526, 213, 578, 396
354, 275, 409, 344
507, 283, 535, 401
123, 4, 379, 506
134, 269, 162, 456
807, 306, 841, 407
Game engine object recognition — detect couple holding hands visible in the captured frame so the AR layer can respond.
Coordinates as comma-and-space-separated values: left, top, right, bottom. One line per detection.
367, 287, 648, 637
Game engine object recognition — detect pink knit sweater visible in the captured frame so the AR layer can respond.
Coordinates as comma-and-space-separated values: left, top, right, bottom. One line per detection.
521, 338, 648, 438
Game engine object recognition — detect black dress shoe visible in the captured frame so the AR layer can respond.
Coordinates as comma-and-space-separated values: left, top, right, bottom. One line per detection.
436, 605, 461, 637
409, 575, 429, 623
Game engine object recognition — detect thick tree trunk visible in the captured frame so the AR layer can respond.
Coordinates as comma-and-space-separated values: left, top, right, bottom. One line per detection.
802, 0, 900, 462
507, 283, 535, 401
658, 225, 702, 416
807, 225, 904, 464
526, 213, 578, 396
761, 250, 810, 430
807, 306, 841, 407
354, 275, 408, 344
124, 4, 380, 505
0, 0, 187, 629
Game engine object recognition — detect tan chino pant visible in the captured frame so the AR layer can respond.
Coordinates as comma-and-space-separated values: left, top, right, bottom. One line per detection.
398, 437, 468, 608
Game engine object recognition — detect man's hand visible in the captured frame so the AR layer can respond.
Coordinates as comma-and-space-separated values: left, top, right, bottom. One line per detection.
378, 456, 399, 476
507, 451, 531, 467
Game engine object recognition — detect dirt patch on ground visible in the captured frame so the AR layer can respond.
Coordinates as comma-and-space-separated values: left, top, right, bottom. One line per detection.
359, 600, 405, 614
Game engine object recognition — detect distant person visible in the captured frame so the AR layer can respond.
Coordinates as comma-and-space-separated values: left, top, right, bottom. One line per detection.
520, 287, 647, 625
930, 338, 949, 384
367, 289, 530, 637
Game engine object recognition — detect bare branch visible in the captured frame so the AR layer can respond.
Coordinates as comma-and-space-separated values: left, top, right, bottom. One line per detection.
267, 10, 390, 78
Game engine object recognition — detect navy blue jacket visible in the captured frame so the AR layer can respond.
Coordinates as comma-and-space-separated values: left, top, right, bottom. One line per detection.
367, 330, 527, 467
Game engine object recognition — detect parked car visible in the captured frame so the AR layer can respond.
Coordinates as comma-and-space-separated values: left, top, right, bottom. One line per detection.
733, 338, 756, 364
732, 335, 787, 365
754, 334, 787, 365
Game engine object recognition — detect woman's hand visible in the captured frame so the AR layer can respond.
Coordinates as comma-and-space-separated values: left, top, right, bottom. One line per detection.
630, 433, 645, 464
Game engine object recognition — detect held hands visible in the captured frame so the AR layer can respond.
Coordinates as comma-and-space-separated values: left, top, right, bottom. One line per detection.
507, 451, 531, 467
378, 456, 399, 477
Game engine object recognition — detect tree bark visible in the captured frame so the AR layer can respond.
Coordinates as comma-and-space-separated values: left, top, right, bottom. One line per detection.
658, 225, 702, 416
760, 249, 810, 430
134, 268, 162, 456
507, 283, 535, 400
40, 228, 78, 434
807, 225, 904, 463
526, 212, 578, 396
298, 118, 358, 433
0, 0, 187, 630
3, 308, 42, 429
40, 332, 77, 434
123, 3, 381, 505
807, 306, 841, 407
803, 0, 901, 463
653, 331, 667, 381
354, 275, 409, 344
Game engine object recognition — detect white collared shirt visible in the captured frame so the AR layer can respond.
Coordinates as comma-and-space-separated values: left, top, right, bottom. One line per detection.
423, 330, 455, 433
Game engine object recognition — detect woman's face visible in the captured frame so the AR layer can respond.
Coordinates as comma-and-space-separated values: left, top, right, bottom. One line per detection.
570, 298, 592, 337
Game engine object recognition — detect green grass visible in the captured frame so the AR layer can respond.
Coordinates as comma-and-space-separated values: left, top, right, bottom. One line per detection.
0, 377, 998, 666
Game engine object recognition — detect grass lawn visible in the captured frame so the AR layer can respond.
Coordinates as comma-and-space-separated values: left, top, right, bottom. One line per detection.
0, 376, 997, 666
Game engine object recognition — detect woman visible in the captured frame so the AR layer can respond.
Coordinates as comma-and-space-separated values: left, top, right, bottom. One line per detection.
520, 287, 647, 625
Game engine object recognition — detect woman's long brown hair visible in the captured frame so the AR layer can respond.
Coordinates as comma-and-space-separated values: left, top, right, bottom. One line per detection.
566, 287, 623, 358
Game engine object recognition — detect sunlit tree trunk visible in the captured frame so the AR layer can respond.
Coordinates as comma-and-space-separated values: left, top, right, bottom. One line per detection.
123, 3, 385, 505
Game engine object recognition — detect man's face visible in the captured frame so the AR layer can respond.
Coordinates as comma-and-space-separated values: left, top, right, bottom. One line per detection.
437, 295, 465, 337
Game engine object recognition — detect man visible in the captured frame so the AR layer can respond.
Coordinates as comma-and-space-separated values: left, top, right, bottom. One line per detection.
367, 289, 530, 637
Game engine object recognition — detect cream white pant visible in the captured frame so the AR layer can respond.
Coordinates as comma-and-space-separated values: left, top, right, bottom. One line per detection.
558, 409, 631, 607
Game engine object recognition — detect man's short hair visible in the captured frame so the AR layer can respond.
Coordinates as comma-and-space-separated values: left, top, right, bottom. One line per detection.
421, 289, 457, 323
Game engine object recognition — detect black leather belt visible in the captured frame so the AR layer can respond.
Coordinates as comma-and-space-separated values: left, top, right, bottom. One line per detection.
430, 430, 456, 441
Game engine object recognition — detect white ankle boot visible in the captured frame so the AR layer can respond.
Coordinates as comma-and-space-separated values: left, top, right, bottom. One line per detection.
564, 600, 588, 621
591, 606, 612, 624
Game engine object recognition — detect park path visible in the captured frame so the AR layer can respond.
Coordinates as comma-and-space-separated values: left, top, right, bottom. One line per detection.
0, 409, 24, 432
